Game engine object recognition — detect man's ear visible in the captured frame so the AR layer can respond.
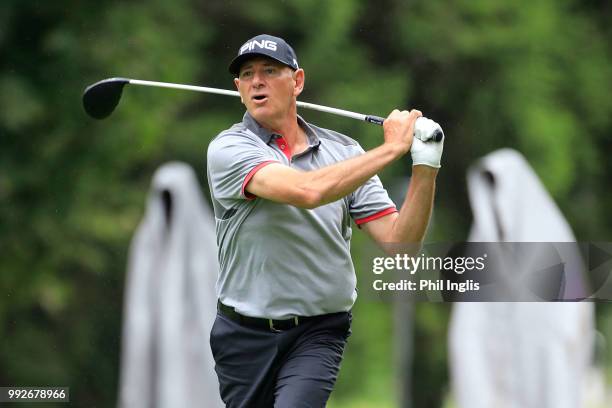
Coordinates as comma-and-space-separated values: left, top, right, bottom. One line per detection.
234, 78, 244, 104
293, 69, 305, 97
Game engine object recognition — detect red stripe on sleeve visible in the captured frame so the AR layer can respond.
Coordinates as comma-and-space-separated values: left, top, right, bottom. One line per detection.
241, 161, 278, 200
354, 207, 398, 225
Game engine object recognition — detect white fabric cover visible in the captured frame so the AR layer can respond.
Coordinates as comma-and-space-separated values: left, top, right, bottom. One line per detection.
118, 162, 224, 408
450, 149, 594, 408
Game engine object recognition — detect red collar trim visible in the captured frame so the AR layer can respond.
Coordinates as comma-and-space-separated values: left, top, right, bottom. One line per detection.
274, 136, 292, 161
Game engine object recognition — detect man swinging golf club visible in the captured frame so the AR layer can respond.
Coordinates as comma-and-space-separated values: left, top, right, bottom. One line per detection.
207, 34, 444, 407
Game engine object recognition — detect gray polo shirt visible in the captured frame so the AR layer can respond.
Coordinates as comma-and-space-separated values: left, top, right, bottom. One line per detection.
207, 112, 396, 319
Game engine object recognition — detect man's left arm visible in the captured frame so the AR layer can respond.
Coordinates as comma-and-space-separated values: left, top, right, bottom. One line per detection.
361, 118, 444, 245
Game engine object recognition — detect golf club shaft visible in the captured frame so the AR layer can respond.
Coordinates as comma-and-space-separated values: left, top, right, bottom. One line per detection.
130, 79, 240, 98
128, 79, 385, 126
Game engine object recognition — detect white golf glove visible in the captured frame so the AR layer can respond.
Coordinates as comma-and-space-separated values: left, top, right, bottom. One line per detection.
411, 117, 444, 168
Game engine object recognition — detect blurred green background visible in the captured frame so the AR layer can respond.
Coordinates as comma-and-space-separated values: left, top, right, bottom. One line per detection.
1, 0, 612, 406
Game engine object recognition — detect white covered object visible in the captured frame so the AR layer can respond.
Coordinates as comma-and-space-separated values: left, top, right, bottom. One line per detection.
118, 162, 223, 408
450, 149, 594, 408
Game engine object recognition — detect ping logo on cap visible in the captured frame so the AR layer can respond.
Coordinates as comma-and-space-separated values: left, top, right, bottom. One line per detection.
240, 40, 278, 55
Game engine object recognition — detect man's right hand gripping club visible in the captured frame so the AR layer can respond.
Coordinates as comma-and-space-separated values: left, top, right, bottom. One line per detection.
383, 109, 444, 168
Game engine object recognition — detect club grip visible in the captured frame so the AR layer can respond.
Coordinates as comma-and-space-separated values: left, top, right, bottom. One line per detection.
365, 115, 444, 142
365, 115, 385, 126
431, 129, 444, 142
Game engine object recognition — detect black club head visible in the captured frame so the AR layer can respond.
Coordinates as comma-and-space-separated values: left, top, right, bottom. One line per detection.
82, 77, 130, 119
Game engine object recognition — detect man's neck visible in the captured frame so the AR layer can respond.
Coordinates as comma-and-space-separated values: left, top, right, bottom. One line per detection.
255, 108, 307, 152
272, 116, 304, 147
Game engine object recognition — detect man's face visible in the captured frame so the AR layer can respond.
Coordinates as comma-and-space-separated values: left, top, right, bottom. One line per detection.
234, 57, 304, 127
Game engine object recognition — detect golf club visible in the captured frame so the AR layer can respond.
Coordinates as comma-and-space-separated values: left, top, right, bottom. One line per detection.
82, 77, 444, 142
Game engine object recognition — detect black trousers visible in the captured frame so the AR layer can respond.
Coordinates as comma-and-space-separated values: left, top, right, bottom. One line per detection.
209, 309, 352, 408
